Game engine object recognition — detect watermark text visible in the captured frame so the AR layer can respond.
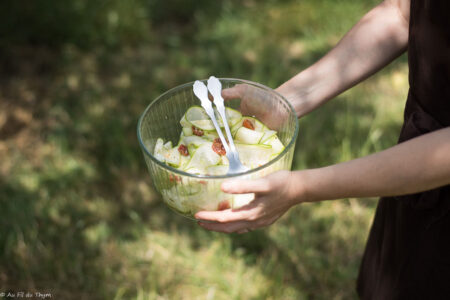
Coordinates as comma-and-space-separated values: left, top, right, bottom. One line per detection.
0, 291, 52, 299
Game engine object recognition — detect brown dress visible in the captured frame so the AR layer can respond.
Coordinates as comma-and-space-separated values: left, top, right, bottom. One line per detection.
357, 0, 450, 299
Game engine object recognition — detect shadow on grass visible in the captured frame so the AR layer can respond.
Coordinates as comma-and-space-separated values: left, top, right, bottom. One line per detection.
0, 177, 104, 299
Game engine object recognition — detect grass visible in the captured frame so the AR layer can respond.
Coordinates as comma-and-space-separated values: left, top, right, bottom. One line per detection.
0, 0, 408, 299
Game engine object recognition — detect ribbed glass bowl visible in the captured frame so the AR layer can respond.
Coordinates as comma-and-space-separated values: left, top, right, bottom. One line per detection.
137, 78, 299, 219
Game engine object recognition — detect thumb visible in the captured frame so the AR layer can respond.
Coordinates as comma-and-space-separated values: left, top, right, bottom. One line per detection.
221, 178, 270, 194
221, 84, 247, 100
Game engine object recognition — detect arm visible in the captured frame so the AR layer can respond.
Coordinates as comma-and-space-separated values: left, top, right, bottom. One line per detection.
297, 127, 450, 201
278, 0, 410, 117
196, 127, 450, 233
195, 0, 415, 233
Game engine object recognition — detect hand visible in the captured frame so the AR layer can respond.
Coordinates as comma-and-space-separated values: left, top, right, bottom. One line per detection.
195, 170, 300, 234
221, 83, 287, 130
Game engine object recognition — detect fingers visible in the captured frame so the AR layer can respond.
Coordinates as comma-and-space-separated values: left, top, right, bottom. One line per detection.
197, 178, 270, 223
195, 195, 283, 233
195, 206, 255, 223
221, 178, 270, 194
198, 220, 253, 234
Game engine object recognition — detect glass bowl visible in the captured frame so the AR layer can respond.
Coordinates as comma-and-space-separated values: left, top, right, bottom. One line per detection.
137, 78, 299, 219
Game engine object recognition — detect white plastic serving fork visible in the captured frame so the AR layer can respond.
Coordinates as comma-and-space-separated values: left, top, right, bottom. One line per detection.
193, 78, 249, 174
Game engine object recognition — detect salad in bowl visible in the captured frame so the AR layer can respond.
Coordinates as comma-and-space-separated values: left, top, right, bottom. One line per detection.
137, 78, 298, 219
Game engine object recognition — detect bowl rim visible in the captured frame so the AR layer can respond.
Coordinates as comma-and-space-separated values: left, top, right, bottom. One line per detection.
137, 78, 299, 179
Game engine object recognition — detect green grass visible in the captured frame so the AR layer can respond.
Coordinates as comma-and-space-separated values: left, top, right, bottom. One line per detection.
0, 0, 408, 299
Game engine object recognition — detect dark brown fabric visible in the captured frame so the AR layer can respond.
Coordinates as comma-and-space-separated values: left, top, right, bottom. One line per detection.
357, 0, 450, 299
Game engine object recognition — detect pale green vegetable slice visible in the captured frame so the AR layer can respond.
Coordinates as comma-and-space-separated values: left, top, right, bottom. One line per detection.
154, 138, 164, 153
206, 165, 229, 175
182, 127, 193, 136
231, 123, 240, 136
232, 193, 255, 209
225, 107, 242, 121
154, 152, 166, 163
185, 143, 221, 172
249, 117, 267, 131
235, 143, 273, 168
183, 135, 209, 147
215, 107, 242, 128
186, 106, 242, 131
264, 136, 285, 153
163, 141, 173, 149
203, 131, 219, 141
179, 154, 191, 169
180, 114, 191, 128
189, 119, 215, 131
187, 144, 196, 157
154, 138, 166, 162
186, 106, 215, 130
186, 106, 209, 120
235, 127, 264, 144
260, 130, 277, 143
231, 116, 266, 134
184, 167, 203, 174
164, 147, 180, 166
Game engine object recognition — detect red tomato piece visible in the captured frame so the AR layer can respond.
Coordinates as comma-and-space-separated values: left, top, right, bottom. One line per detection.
212, 138, 226, 156
243, 119, 255, 130
178, 144, 189, 156
192, 126, 204, 136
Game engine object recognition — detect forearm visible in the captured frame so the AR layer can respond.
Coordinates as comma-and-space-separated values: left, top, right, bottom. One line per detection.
292, 127, 450, 202
277, 0, 409, 117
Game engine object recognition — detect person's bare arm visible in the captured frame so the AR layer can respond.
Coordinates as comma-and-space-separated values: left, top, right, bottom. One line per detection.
196, 127, 450, 233
296, 127, 450, 201
278, 0, 410, 117
195, 0, 420, 234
